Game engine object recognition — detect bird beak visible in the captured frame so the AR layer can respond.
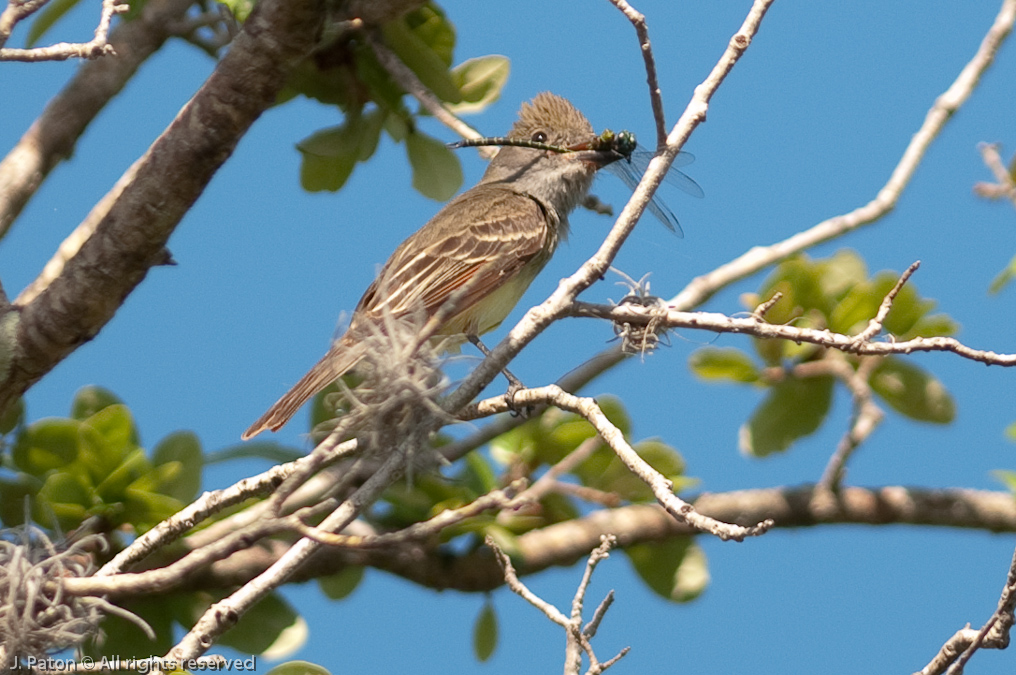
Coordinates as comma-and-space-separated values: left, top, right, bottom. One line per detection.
566, 140, 623, 169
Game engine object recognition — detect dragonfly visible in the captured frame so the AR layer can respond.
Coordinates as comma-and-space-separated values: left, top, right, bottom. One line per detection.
450, 129, 703, 237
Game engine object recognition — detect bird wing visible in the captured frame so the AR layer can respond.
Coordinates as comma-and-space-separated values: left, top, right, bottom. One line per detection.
354, 185, 555, 330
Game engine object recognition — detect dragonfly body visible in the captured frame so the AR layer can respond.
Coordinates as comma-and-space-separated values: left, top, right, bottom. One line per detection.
590, 129, 703, 237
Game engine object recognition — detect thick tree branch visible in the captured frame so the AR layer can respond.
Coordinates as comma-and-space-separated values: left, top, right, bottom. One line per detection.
0, 0, 195, 238
70, 485, 1016, 599
0, 0, 325, 417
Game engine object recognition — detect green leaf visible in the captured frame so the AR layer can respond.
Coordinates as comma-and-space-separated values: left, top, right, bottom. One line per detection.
381, 19, 462, 104
383, 113, 410, 142
0, 477, 37, 526
123, 486, 183, 529
448, 56, 510, 114
265, 662, 331, 675
989, 253, 1016, 294
462, 451, 498, 495
318, 566, 365, 600
908, 313, 958, 339
829, 279, 883, 335
406, 131, 463, 200
740, 375, 834, 456
473, 600, 498, 662
992, 469, 1016, 493
280, 59, 353, 108
13, 418, 81, 476
757, 255, 830, 324
403, 5, 456, 65
297, 111, 384, 194
298, 123, 360, 192
219, 593, 307, 659
26, 0, 80, 48
538, 491, 580, 524
152, 431, 202, 502
37, 472, 93, 528
94, 448, 150, 502
818, 249, 868, 300
355, 108, 386, 161
85, 598, 172, 659
0, 396, 25, 434
218, 0, 255, 23
688, 347, 759, 383
484, 524, 521, 560
354, 47, 406, 113
82, 404, 138, 462
206, 440, 303, 465
71, 385, 124, 420
578, 438, 685, 502
869, 357, 955, 423
1005, 421, 1016, 442
877, 276, 935, 338
626, 537, 709, 602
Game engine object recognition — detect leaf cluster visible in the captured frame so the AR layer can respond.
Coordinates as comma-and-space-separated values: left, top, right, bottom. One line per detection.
285, 4, 509, 200
689, 250, 958, 456
0, 386, 201, 534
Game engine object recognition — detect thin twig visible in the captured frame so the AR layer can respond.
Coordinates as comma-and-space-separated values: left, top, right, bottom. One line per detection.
487, 535, 630, 675
973, 142, 1016, 208
917, 543, 1016, 675
566, 302, 1016, 367
464, 385, 773, 541
487, 535, 570, 627
852, 261, 921, 343
442, 0, 777, 416
672, 0, 1016, 312
293, 480, 528, 547
0, 0, 128, 61
607, 0, 667, 148
816, 356, 883, 491
94, 438, 357, 577
752, 291, 783, 320
162, 449, 407, 668
367, 33, 491, 156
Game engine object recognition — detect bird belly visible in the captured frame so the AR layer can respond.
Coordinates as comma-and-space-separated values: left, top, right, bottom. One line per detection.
439, 267, 541, 338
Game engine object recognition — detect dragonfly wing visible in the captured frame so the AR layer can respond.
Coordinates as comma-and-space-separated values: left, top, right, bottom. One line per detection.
645, 192, 684, 238
632, 150, 705, 198
604, 160, 685, 237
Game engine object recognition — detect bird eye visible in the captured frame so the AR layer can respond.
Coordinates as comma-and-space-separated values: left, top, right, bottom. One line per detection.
531, 131, 548, 143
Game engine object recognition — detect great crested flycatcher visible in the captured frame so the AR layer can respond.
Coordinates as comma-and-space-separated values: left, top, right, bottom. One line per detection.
242, 92, 622, 440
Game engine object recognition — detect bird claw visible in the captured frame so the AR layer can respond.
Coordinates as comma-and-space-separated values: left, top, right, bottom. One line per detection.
503, 381, 533, 418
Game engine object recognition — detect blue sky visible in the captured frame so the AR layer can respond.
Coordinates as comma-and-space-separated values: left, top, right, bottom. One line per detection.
3, 0, 1016, 673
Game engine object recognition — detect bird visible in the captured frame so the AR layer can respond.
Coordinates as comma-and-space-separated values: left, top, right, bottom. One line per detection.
242, 92, 622, 439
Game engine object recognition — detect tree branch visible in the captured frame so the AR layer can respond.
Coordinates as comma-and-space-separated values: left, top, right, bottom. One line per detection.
671, 0, 1016, 312
441, 0, 777, 415
0, 0, 127, 62
606, 0, 667, 148
0, 0, 195, 239
0, 0, 326, 417
66, 484, 1016, 599
488, 534, 629, 675
568, 302, 1016, 366
917, 543, 1016, 675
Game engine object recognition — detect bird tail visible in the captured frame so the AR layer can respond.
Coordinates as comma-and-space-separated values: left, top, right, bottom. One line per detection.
242, 338, 366, 440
